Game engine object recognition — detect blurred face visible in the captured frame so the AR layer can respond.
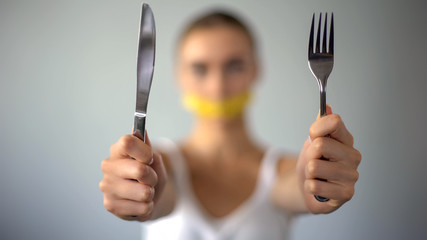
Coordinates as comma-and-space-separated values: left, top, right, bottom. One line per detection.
177, 26, 258, 101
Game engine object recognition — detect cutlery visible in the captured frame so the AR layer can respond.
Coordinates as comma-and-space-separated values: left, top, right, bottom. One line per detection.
133, 3, 156, 142
308, 12, 334, 202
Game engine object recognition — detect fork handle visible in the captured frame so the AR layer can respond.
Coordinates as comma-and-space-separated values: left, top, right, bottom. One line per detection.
315, 195, 330, 202
314, 90, 330, 202
314, 175, 330, 202
314, 160, 330, 202
320, 89, 327, 117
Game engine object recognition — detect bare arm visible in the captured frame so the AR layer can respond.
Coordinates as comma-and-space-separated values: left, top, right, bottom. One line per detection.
271, 158, 308, 214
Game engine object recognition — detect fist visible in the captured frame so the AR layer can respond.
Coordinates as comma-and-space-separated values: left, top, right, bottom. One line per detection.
297, 107, 361, 214
99, 134, 167, 221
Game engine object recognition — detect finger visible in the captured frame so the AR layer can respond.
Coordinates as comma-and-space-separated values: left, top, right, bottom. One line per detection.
110, 134, 153, 164
145, 130, 152, 147
104, 198, 154, 217
135, 164, 158, 186
305, 159, 359, 183
102, 158, 158, 186
102, 177, 154, 202
316, 104, 333, 119
326, 104, 333, 115
150, 153, 166, 184
149, 153, 167, 201
305, 179, 354, 202
144, 132, 154, 165
309, 114, 354, 146
307, 137, 362, 168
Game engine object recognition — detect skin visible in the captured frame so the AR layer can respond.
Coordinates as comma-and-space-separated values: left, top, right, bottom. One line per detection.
99, 25, 361, 221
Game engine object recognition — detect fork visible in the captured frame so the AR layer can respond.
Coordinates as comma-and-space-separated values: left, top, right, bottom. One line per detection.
308, 12, 334, 202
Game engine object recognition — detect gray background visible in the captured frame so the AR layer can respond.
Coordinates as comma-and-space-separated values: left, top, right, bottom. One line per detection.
1, 0, 426, 239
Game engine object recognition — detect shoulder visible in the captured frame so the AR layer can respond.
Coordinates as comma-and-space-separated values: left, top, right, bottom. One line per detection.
151, 138, 178, 176
275, 153, 297, 176
260, 147, 297, 176
156, 149, 173, 175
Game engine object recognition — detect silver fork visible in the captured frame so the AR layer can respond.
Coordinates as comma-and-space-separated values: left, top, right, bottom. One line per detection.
308, 12, 334, 202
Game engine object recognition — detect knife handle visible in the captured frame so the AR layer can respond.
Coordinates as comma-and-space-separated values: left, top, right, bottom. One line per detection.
133, 113, 146, 142
131, 113, 147, 219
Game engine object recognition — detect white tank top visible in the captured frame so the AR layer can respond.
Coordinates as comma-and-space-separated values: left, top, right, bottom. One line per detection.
142, 139, 294, 240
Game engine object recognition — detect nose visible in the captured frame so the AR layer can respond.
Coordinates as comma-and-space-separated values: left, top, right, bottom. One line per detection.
206, 68, 227, 100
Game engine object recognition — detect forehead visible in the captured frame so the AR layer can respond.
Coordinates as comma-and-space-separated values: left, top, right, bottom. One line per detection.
178, 26, 253, 63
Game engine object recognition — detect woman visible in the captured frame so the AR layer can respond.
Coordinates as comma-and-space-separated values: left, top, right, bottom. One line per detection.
99, 10, 361, 240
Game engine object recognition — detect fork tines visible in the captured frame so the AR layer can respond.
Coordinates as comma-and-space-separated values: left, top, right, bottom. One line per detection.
309, 12, 334, 56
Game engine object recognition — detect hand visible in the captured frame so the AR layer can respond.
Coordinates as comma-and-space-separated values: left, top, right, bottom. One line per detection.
99, 132, 167, 221
297, 106, 361, 214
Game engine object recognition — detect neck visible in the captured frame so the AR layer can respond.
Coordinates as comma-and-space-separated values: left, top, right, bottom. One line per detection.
184, 114, 258, 158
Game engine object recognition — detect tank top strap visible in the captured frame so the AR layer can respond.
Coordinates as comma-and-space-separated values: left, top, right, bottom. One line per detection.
153, 138, 189, 194
255, 147, 283, 201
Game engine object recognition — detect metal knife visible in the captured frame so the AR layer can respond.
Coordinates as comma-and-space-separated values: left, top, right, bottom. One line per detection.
133, 3, 156, 142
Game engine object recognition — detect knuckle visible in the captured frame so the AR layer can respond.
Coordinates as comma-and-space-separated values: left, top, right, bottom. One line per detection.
138, 186, 153, 202
142, 148, 154, 163
354, 149, 362, 165
99, 180, 107, 192
146, 187, 155, 201
104, 199, 115, 213
312, 137, 326, 152
306, 160, 318, 178
330, 114, 342, 128
306, 180, 320, 194
100, 159, 109, 173
120, 135, 136, 153
312, 182, 321, 194
348, 134, 355, 146
137, 202, 154, 216
344, 188, 355, 201
309, 123, 317, 139
135, 162, 148, 178
109, 144, 116, 155
353, 170, 360, 182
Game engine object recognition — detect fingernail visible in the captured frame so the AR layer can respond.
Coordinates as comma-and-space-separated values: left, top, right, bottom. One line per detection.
148, 155, 154, 165
150, 187, 155, 200
308, 135, 312, 143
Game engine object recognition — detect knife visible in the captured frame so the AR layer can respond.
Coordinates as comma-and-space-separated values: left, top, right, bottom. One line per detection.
133, 3, 156, 142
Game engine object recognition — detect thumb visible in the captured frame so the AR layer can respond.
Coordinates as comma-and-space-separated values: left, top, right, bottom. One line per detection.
145, 130, 152, 147
150, 152, 167, 203
316, 104, 333, 119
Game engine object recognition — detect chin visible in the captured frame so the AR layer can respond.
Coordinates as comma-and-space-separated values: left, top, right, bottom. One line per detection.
200, 113, 245, 126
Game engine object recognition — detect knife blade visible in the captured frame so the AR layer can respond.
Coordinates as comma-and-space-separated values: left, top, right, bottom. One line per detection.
133, 3, 156, 142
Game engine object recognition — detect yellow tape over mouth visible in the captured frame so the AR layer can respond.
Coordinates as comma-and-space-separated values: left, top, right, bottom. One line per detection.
182, 92, 251, 119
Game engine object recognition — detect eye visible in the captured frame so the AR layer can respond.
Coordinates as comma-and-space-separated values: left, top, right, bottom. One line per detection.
191, 63, 207, 78
225, 59, 244, 74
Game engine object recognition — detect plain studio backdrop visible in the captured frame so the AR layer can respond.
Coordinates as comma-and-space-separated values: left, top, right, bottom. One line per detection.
1, 0, 426, 239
